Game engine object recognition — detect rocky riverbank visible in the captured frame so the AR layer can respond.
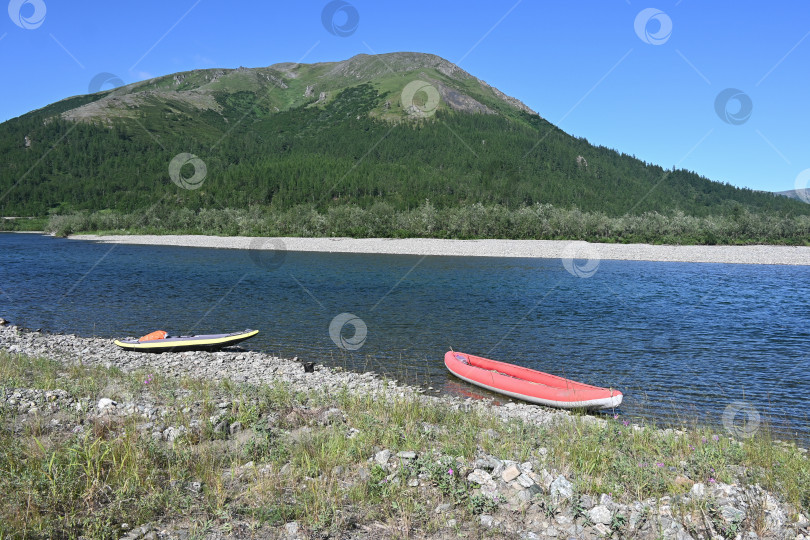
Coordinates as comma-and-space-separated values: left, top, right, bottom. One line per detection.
1, 323, 808, 539
73, 234, 810, 266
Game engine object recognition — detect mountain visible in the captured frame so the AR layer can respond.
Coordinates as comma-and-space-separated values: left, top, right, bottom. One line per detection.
774, 189, 809, 203
1, 51, 807, 220
60, 52, 536, 124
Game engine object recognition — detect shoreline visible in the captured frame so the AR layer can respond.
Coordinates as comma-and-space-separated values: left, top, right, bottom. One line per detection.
69, 234, 810, 265
1, 324, 808, 539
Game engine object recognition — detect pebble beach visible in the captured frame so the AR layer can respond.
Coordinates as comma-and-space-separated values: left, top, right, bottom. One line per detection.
1, 323, 809, 539
73, 235, 810, 266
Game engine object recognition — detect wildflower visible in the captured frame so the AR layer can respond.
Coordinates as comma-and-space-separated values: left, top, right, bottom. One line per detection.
614, 414, 619, 420
712, 435, 719, 442
702, 437, 707, 443
144, 373, 153, 385
622, 420, 629, 426
709, 477, 716, 483
688, 444, 695, 451
448, 468, 454, 476
656, 462, 664, 468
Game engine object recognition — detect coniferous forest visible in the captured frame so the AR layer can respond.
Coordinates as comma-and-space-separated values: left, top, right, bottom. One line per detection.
1, 61, 808, 244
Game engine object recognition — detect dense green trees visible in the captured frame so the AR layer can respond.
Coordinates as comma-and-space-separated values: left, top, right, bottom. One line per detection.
39, 202, 810, 245
1, 83, 808, 244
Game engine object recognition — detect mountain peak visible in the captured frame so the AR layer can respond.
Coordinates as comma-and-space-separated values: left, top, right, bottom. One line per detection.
55, 52, 537, 124
4, 51, 810, 224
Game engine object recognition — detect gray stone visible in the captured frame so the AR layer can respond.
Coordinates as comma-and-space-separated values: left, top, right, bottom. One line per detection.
467, 469, 494, 485
97, 397, 116, 410
407, 478, 419, 487
480, 514, 495, 528
517, 473, 534, 488
592, 522, 611, 536
125, 526, 146, 539
689, 482, 705, 498
538, 469, 554, 489
502, 464, 521, 482
374, 449, 391, 465
598, 493, 615, 509
396, 450, 417, 460
588, 505, 612, 525
284, 521, 299, 536
228, 421, 242, 435
435, 503, 452, 514
555, 515, 572, 527
163, 426, 186, 443
473, 456, 500, 471
720, 505, 744, 524
550, 475, 574, 501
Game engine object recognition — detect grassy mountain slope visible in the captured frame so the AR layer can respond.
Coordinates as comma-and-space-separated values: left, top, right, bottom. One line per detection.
775, 189, 809, 203
1, 52, 807, 225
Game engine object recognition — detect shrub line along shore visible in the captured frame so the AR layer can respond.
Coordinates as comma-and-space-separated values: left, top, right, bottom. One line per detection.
72, 234, 810, 266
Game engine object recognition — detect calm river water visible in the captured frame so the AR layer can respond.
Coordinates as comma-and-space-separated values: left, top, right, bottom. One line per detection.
1, 233, 807, 442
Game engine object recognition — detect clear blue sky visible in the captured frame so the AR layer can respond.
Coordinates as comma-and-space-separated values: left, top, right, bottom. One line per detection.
2, 0, 808, 193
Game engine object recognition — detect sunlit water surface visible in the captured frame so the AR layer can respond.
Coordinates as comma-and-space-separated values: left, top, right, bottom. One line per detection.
1, 233, 807, 443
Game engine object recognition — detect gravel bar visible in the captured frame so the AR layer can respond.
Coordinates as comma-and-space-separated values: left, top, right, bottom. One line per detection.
73, 235, 810, 265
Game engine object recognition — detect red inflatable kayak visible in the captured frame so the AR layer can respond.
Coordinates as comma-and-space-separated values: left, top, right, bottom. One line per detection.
444, 351, 622, 410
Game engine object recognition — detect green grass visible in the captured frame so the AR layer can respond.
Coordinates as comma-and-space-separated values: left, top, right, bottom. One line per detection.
1, 350, 807, 538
